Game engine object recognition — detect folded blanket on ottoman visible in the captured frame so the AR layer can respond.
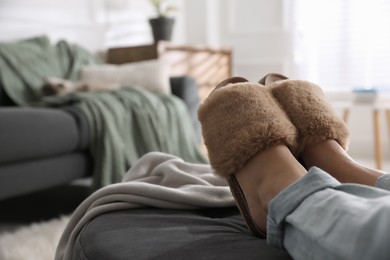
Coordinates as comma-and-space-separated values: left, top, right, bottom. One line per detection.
55, 152, 234, 260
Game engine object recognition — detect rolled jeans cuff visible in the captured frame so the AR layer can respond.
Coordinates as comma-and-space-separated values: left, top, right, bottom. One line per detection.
267, 167, 340, 249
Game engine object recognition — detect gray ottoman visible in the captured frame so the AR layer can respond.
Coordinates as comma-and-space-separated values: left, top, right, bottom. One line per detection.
73, 207, 291, 260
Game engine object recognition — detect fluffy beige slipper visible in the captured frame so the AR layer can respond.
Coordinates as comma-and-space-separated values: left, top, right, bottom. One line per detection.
198, 77, 297, 237
261, 73, 349, 155
198, 78, 298, 178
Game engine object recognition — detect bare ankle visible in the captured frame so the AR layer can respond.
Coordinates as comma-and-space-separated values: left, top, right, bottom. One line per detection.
302, 140, 385, 186
301, 140, 350, 169
235, 145, 306, 231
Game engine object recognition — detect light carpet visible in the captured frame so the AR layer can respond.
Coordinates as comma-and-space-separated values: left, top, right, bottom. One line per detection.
0, 216, 70, 260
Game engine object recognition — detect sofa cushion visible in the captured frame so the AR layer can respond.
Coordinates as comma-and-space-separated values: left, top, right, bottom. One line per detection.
0, 107, 84, 164
81, 59, 171, 95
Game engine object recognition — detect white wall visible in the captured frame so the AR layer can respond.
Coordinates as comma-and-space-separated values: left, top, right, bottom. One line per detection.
0, 0, 105, 51
0, 0, 185, 52
183, 0, 293, 81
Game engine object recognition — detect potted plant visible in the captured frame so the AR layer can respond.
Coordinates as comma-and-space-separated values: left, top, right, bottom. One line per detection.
149, 0, 177, 42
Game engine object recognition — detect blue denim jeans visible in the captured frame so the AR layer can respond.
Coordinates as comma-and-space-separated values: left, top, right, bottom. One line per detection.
267, 167, 390, 260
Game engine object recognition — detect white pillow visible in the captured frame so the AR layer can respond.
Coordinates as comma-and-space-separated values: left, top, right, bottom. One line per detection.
81, 59, 171, 95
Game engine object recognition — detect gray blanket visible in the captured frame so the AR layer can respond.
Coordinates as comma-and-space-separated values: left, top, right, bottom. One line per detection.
55, 152, 234, 260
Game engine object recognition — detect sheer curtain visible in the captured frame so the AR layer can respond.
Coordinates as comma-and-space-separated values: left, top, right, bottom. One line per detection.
292, 0, 390, 91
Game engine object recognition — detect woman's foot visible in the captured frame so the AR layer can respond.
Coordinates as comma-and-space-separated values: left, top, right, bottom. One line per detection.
259, 74, 384, 187
301, 140, 385, 186
235, 145, 306, 233
198, 78, 300, 237
269, 79, 349, 155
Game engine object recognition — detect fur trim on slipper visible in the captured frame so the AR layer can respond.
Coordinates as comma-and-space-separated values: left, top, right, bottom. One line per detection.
270, 79, 349, 154
198, 82, 297, 178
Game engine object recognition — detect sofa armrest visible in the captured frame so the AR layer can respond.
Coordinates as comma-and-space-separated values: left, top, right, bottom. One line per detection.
0, 107, 82, 164
170, 76, 201, 144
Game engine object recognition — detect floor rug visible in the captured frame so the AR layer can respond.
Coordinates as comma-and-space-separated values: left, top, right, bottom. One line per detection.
0, 215, 70, 260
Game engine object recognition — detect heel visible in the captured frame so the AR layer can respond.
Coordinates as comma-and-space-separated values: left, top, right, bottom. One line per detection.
228, 176, 266, 238
198, 77, 298, 237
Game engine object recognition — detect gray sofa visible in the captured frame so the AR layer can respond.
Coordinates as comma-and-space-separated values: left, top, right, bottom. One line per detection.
0, 76, 201, 201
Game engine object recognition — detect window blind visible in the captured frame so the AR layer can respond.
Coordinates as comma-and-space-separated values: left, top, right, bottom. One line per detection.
292, 0, 390, 90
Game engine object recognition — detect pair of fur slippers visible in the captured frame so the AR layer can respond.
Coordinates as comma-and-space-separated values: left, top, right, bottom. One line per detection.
198, 73, 349, 178
197, 73, 349, 237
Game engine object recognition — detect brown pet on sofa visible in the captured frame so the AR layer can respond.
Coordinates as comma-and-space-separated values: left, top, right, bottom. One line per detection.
41, 77, 121, 96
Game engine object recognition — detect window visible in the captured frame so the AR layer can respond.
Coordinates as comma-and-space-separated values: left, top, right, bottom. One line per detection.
292, 0, 390, 91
